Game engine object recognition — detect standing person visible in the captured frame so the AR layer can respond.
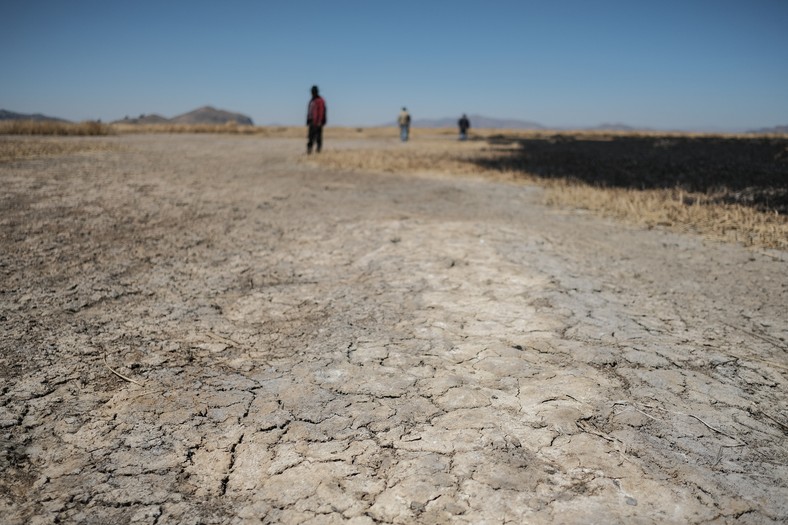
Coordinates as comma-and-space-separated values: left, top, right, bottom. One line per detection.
458, 114, 470, 141
306, 85, 327, 154
398, 107, 411, 142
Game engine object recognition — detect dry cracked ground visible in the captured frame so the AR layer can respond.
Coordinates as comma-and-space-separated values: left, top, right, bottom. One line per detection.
1, 134, 787, 524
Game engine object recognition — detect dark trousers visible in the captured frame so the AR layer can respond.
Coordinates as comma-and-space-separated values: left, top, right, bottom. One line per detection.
307, 125, 323, 153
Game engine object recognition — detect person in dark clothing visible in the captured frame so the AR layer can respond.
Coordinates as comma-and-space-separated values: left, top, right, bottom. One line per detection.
458, 114, 470, 141
306, 85, 327, 154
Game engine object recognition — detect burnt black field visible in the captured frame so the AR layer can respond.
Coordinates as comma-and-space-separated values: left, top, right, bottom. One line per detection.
475, 134, 788, 213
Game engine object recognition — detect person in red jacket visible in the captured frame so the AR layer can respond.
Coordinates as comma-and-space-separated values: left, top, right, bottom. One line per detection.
306, 85, 327, 154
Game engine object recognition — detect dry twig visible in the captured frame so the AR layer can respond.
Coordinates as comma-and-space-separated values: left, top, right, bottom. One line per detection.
103, 353, 145, 386
206, 332, 241, 348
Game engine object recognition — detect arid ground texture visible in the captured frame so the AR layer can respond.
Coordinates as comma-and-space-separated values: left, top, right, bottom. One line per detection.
1, 133, 787, 524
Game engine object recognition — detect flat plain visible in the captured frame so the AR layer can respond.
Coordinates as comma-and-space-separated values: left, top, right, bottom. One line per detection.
1, 133, 786, 524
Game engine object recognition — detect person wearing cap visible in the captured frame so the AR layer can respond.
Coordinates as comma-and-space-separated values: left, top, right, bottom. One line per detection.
306, 85, 327, 154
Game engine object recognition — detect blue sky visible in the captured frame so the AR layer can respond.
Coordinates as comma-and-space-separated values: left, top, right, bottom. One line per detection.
2, 0, 787, 130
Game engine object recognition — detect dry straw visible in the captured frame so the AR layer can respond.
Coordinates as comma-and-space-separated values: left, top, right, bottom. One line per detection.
0, 120, 114, 136
308, 131, 787, 250
2, 122, 784, 249
0, 138, 118, 162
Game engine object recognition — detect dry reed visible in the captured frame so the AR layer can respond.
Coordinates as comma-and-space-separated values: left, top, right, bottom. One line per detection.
542, 182, 787, 250
110, 122, 272, 135
0, 120, 114, 136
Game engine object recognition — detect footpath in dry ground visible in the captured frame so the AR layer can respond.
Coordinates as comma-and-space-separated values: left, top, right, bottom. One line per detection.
1, 134, 787, 524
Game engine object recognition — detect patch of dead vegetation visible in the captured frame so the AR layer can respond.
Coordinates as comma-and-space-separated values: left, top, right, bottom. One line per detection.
107, 124, 445, 139
308, 132, 788, 250
313, 138, 505, 176
0, 137, 119, 162
0, 120, 114, 136
543, 181, 787, 249
110, 122, 282, 135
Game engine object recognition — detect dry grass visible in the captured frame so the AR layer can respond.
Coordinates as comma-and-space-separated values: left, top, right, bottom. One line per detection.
308, 133, 788, 250
110, 122, 281, 135
0, 120, 114, 136
543, 182, 787, 249
107, 123, 492, 139
313, 138, 503, 175
107, 123, 454, 139
0, 137, 118, 162
3, 122, 783, 249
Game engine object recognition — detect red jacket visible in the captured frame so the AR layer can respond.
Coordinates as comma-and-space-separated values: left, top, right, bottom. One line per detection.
307, 96, 326, 126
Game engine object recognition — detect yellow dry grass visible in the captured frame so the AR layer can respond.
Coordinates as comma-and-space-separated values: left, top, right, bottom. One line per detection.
106, 123, 457, 139
543, 182, 786, 250
313, 137, 505, 175
0, 137, 118, 162
307, 134, 788, 250
3, 123, 783, 250
0, 120, 114, 136
110, 122, 286, 135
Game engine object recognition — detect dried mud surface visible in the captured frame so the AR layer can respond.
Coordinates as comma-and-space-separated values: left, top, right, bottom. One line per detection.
1, 134, 787, 524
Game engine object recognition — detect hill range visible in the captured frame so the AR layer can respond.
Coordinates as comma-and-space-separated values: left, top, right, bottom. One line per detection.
2, 108, 786, 134
0, 109, 69, 123
0, 107, 254, 126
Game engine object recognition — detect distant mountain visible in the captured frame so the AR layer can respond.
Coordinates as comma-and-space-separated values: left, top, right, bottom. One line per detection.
748, 125, 788, 134
170, 106, 253, 125
0, 109, 69, 122
586, 123, 642, 132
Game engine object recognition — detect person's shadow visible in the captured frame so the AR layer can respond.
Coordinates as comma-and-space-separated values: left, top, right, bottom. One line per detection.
471, 134, 788, 213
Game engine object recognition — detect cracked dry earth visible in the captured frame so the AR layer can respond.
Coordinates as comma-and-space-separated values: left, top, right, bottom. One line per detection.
1, 134, 787, 524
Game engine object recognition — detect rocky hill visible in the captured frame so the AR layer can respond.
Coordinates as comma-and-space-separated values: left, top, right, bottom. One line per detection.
111, 107, 254, 126
170, 106, 253, 125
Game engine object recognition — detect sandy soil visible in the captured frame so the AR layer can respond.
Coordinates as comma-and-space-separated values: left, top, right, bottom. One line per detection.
1, 134, 787, 524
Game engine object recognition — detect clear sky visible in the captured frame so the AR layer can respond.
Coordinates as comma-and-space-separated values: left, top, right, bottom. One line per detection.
2, 0, 787, 130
